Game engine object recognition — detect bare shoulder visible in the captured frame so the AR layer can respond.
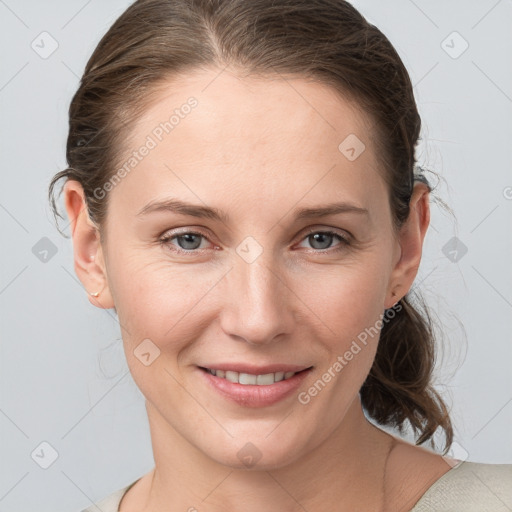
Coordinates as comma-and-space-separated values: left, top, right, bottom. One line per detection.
382, 437, 453, 512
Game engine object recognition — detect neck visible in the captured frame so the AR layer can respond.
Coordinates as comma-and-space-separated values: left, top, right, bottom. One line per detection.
141, 396, 395, 512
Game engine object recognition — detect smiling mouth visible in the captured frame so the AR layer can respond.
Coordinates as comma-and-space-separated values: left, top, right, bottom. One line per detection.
198, 367, 313, 386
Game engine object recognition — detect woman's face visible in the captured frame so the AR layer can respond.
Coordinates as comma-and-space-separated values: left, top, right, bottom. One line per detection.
86, 68, 415, 469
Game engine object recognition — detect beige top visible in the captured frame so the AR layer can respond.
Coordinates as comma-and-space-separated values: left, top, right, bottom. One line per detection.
81, 461, 512, 511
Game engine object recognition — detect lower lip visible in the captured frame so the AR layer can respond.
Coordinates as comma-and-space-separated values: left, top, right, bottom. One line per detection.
198, 367, 313, 408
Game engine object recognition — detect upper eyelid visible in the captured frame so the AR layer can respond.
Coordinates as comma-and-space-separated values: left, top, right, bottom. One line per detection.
301, 226, 351, 239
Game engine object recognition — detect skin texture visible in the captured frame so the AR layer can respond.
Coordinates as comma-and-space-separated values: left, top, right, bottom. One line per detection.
64, 68, 453, 511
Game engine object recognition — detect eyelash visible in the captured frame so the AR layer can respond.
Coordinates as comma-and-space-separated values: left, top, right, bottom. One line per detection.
158, 228, 351, 255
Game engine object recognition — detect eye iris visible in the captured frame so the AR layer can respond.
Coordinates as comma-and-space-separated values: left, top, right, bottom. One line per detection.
309, 233, 333, 250
177, 233, 202, 250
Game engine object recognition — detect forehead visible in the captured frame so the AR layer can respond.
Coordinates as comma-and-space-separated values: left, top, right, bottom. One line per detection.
108, 67, 386, 219
130, 67, 374, 154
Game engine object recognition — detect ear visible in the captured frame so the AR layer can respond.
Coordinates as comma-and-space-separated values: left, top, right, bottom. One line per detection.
384, 182, 430, 309
63, 180, 115, 309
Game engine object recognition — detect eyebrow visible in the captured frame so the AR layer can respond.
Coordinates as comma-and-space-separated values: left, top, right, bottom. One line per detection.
137, 198, 230, 223
136, 198, 369, 222
294, 202, 369, 220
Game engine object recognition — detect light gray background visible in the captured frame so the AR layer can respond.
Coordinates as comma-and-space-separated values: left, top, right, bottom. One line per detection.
1, 1, 511, 511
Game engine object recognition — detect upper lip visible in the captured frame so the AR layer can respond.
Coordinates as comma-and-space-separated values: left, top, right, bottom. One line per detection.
198, 364, 313, 374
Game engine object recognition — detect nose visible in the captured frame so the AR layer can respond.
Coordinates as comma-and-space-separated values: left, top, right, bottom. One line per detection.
219, 252, 296, 346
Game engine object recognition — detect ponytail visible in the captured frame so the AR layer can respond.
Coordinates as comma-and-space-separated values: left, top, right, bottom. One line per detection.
360, 294, 453, 453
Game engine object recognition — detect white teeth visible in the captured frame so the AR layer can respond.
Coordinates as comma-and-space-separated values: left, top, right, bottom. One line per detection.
225, 370, 238, 383
239, 373, 257, 385
205, 368, 300, 385
274, 371, 284, 382
256, 373, 275, 385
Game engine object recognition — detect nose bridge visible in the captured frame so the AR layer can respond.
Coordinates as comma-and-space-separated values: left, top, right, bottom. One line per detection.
220, 247, 293, 345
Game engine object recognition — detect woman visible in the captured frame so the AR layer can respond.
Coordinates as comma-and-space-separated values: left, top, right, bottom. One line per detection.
48, 0, 511, 510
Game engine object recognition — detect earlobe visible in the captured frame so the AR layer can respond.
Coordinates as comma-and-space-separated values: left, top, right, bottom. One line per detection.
63, 180, 115, 309
384, 183, 430, 309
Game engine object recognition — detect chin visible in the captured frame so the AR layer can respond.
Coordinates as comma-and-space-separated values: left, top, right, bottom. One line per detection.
204, 435, 306, 472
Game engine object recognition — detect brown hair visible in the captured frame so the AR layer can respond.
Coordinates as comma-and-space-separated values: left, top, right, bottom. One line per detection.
48, 0, 452, 452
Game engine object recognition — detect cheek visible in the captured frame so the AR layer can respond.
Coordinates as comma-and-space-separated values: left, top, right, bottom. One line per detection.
106, 251, 219, 347
292, 255, 391, 400
297, 258, 390, 340
294, 264, 388, 408
108, 260, 220, 398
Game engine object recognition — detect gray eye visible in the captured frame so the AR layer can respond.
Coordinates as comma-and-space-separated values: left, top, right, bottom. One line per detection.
176, 233, 203, 250
307, 232, 335, 250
